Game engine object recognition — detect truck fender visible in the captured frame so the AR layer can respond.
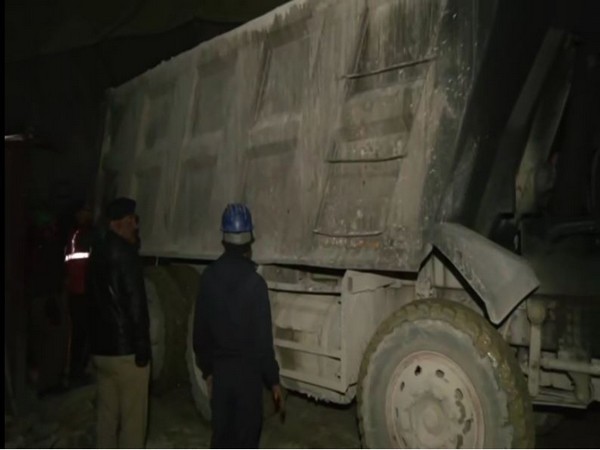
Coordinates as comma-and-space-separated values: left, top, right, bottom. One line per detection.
430, 222, 539, 324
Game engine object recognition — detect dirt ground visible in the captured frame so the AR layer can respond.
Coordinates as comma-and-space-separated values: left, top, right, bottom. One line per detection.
535, 404, 600, 449
146, 387, 600, 449
146, 388, 360, 449
6, 383, 600, 448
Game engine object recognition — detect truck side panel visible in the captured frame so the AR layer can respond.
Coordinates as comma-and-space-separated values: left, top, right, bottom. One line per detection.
98, 0, 492, 271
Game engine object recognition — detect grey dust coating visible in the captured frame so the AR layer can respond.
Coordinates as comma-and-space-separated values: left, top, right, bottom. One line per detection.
96, 0, 495, 271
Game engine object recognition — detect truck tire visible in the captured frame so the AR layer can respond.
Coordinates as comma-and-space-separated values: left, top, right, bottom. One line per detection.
165, 264, 201, 306
144, 266, 192, 393
358, 299, 534, 448
144, 276, 166, 383
186, 304, 212, 421
156, 264, 211, 420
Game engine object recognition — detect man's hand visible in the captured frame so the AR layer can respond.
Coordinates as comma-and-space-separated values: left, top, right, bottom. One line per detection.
135, 351, 150, 368
272, 384, 284, 413
205, 375, 213, 399
135, 357, 149, 368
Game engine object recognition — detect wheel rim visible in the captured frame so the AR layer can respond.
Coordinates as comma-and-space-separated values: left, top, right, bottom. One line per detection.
385, 351, 485, 448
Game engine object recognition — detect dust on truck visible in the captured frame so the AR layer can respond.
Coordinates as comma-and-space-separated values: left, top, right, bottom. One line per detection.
95, 0, 600, 447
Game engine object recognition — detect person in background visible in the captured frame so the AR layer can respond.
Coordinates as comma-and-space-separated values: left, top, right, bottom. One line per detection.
88, 197, 151, 448
64, 203, 94, 385
26, 209, 64, 392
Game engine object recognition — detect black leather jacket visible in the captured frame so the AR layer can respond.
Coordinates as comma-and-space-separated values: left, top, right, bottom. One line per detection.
88, 229, 151, 365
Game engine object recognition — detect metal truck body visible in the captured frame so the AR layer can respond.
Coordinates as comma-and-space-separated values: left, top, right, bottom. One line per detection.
97, 0, 600, 447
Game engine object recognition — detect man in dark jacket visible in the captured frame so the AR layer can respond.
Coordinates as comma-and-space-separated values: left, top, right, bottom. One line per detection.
88, 197, 151, 449
193, 203, 281, 448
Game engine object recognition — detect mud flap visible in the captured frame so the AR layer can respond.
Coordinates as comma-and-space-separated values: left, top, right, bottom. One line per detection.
431, 222, 539, 324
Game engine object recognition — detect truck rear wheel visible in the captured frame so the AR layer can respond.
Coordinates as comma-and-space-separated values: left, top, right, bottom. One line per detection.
187, 304, 212, 421
159, 265, 213, 421
144, 274, 166, 383
144, 266, 192, 393
358, 300, 534, 448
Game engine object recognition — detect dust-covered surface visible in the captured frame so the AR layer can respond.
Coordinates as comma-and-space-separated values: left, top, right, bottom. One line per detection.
98, 0, 488, 273
5, 384, 600, 448
146, 388, 360, 449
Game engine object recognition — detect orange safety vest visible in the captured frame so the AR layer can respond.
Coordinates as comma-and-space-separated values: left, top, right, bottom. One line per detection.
64, 228, 90, 295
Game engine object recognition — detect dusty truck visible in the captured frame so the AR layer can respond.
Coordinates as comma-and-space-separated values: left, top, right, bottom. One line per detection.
94, 0, 600, 447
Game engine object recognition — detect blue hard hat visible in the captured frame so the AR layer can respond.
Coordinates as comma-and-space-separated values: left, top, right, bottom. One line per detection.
221, 203, 254, 234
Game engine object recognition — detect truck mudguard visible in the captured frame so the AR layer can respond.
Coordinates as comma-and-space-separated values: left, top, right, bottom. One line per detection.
431, 222, 539, 324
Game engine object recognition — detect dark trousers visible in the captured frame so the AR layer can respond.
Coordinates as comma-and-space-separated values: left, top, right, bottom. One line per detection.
68, 293, 90, 378
211, 361, 263, 449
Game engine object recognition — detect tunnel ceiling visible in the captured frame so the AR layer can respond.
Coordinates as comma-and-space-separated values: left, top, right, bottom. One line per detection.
5, 0, 600, 62
4, 0, 290, 210
5, 0, 289, 62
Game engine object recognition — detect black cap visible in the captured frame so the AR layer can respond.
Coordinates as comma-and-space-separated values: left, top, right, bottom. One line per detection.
106, 197, 136, 221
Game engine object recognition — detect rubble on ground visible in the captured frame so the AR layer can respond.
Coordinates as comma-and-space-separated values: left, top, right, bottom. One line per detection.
5, 385, 95, 449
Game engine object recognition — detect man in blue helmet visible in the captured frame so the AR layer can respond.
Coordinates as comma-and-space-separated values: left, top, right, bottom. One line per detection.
193, 203, 282, 448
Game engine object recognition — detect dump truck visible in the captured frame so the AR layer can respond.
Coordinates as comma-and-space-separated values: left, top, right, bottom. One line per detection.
95, 0, 600, 447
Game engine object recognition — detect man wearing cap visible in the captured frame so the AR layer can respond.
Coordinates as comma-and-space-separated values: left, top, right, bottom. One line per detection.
193, 203, 282, 448
88, 197, 151, 448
